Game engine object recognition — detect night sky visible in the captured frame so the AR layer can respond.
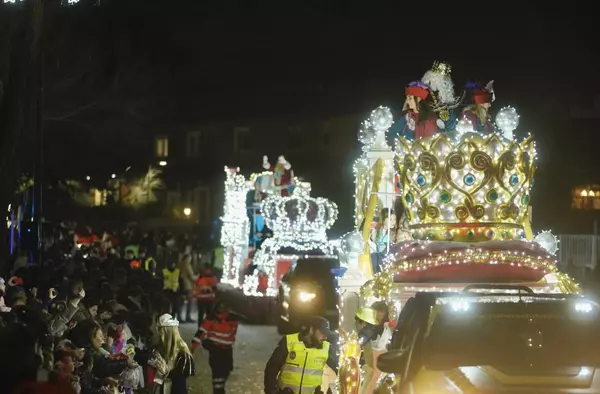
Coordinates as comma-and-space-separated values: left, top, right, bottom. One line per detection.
29, 1, 600, 230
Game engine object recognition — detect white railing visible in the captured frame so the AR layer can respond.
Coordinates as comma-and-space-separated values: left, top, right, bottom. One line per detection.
557, 234, 600, 271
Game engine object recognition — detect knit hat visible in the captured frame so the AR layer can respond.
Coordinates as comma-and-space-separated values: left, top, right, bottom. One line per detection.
405, 81, 430, 100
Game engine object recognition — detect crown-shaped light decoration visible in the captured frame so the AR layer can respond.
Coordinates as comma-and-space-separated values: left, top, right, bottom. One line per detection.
261, 193, 338, 244
396, 132, 536, 242
431, 60, 452, 75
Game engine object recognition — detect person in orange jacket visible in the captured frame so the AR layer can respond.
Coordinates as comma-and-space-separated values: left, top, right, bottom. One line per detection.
192, 300, 238, 394
194, 263, 218, 324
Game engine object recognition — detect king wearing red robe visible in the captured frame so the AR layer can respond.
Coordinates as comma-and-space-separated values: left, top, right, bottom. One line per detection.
262, 155, 294, 196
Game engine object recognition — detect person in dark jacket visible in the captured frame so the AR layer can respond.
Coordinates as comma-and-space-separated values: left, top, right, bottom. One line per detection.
264, 316, 338, 394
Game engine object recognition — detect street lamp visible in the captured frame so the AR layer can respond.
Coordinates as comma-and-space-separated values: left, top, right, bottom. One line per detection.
111, 174, 116, 179
183, 207, 191, 217
159, 161, 167, 167
86, 176, 90, 181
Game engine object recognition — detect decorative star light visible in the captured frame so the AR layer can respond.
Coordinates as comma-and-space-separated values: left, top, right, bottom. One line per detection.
495, 106, 519, 141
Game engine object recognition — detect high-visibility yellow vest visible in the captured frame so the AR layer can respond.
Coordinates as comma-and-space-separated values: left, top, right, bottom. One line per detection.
125, 244, 139, 258
162, 268, 180, 291
144, 257, 156, 275
278, 333, 330, 393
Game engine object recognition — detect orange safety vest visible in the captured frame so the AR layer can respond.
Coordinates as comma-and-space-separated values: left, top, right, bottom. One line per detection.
194, 275, 218, 301
194, 313, 238, 347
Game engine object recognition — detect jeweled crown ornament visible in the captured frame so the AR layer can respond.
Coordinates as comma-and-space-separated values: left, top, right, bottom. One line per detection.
396, 132, 536, 242
431, 60, 452, 75
261, 192, 338, 243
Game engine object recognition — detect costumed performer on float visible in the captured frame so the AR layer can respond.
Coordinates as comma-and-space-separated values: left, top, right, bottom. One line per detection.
263, 155, 295, 197
461, 81, 495, 134
246, 176, 270, 246
388, 81, 438, 141
421, 61, 462, 132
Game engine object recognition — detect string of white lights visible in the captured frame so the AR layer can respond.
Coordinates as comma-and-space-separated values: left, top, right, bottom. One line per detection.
220, 167, 251, 287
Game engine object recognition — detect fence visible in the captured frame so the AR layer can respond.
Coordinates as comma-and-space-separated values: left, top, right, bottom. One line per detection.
557, 234, 600, 282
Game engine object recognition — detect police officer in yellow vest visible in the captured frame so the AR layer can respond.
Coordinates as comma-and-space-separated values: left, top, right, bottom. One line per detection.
139, 246, 157, 277
162, 261, 181, 319
265, 316, 338, 394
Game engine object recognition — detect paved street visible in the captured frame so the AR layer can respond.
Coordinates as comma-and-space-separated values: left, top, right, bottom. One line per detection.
179, 318, 280, 393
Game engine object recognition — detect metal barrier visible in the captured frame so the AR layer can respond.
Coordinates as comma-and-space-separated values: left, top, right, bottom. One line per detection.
557, 235, 600, 269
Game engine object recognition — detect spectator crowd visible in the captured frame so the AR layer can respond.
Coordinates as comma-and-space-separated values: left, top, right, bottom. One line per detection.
0, 224, 222, 394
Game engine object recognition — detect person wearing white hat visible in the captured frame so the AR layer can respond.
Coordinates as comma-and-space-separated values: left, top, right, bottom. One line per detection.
148, 314, 195, 394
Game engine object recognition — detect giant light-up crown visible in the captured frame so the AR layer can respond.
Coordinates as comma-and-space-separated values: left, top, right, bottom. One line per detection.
396, 132, 536, 242
261, 194, 338, 243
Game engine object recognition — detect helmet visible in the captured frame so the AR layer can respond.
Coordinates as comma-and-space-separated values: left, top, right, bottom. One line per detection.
355, 306, 380, 326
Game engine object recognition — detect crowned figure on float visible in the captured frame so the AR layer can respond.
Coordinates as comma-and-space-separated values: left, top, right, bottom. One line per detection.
461, 80, 495, 134
263, 155, 295, 196
420, 61, 462, 132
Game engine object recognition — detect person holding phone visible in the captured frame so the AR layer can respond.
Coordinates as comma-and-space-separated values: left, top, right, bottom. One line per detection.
48, 279, 86, 338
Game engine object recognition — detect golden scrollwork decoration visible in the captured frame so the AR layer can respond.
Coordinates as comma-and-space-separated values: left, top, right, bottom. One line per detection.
395, 132, 537, 229
465, 198, 485, 220
418, 151, 441, 199
468, 150, 494, 195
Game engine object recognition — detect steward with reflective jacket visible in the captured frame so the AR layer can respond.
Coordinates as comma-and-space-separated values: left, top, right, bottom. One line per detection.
265, 316, 338, 394
192, 301, 238, 394
162, 266, 180, 292
194, 264, 218, 323
139, 246, 157, 277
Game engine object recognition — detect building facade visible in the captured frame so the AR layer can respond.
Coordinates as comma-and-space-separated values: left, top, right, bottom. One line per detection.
152, 114, 361, 233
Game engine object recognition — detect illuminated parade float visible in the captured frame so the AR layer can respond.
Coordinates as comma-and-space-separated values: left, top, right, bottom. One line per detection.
336, 62, 577, 394
220, 156, 339, 298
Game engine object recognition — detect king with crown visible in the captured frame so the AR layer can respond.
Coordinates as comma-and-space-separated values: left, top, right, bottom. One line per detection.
263, 155, 295, 196
421, 61, 461, 132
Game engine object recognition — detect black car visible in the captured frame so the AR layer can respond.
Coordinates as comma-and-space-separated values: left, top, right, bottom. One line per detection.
277, 256, 339, 335
377, 284, 600, 393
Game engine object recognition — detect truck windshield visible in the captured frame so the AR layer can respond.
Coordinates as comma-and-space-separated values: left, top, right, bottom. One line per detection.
291, 258, 339, 279
423, 300, 600, 372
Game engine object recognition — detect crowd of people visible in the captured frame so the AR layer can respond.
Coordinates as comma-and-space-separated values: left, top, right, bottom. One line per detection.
0, 224, 234, 394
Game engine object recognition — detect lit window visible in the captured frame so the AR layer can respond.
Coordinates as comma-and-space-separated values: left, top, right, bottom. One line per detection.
590, 191, 596, 197
581, 190, 588, 197
155, 136, 169, 158
186, 131, 202, 157
287, 126, 304, 150
234, 127, 251, 152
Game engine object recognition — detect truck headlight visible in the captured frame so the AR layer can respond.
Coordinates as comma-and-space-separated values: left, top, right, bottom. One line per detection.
298, 291, 316, 303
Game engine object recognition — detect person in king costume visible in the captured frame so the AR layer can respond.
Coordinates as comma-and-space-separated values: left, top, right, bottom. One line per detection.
262, 155, 294, 197
461, 81, 495, 134
421, 61, 462, 132
389, 81, 438, 141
